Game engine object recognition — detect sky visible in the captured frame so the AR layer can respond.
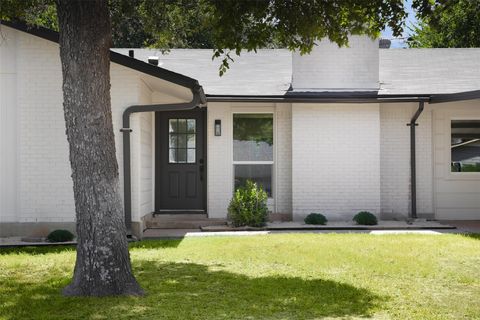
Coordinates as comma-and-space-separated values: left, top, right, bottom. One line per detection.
381, 0, 418, 48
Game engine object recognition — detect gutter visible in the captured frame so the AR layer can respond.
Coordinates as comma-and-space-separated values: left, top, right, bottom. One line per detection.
121, 85, 206, 236
430, 90, 480, 104
206, 94, 431, 104
407, 101, 425, 220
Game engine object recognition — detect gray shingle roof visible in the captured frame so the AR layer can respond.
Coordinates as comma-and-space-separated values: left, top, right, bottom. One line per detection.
380, 49, 480, 94
113, 49, 291, 96
112, 48, 480, 96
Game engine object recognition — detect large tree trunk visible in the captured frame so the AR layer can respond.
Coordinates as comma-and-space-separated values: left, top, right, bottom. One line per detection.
56, 0, 143, 296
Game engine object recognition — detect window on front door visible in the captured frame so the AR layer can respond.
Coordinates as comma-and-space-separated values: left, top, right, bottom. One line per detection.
233, 113, 273, 197
168, 118, 196, 163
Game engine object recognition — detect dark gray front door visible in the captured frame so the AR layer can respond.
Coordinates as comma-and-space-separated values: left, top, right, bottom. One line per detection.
155, 109, 206, 212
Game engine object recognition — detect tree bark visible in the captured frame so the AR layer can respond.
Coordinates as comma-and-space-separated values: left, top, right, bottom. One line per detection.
56, 0, 143, 296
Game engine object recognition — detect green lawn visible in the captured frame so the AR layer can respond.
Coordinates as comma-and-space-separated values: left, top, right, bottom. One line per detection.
1, 234, 479, 320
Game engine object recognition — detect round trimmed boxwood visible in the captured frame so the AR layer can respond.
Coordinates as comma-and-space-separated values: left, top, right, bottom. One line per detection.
304, 213, 328, 225
46, 229, 75, 242
353, 211, 378, 225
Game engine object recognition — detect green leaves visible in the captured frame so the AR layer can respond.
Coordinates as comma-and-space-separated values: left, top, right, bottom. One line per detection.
228, 180, 268, 228
2, 0, 416, 72
409, 0, 480, 48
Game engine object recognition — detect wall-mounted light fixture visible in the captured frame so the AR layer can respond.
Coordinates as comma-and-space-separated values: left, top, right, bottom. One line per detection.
214, 119, 221, 136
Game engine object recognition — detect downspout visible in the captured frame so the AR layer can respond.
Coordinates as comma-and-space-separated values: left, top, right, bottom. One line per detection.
121, 85, 206, 236
407, 101, 425, 220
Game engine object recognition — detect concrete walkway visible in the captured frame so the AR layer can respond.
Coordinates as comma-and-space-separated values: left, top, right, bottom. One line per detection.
440, 220, 480, 233
142, 228, 453, 239
202, 220, 455, 232
2, 220, 479, 246
144, 220, 480, 239
141, 220, 480, 239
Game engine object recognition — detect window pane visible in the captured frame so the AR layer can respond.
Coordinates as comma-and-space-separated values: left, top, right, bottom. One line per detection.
234, 164, 272, 197
177, 134, 187, 148
233, 114, 273, 161
451, 120, 480, 172
169, 134, 177, 148
169, 149, 176, 163
169, 119, 178, 133
187, 134, 195, 148
177, 149, 187, 163
187, 149, 196, 163
178, 119, 187, 133
187, 119, 196, 133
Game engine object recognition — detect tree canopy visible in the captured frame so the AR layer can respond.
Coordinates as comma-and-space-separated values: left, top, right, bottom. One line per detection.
408, 0, 480, 48
2, 0, 434, 74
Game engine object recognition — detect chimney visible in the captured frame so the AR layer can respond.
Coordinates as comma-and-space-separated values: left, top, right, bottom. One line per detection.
292, 36, 379, 91
128, 49, 134, 58
148, 56, 159, 66
379, 39, 391, 49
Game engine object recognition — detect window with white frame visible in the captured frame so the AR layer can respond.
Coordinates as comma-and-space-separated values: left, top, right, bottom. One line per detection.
451, 120, 480, 172
233, 113, 273, 197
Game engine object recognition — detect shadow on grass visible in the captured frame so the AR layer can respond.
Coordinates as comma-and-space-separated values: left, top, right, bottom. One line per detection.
0, 260, 384, 320
130, 239, 183, 249
0, 244, 76, 256
460, 233, 480, 240
0, 239, 183, 256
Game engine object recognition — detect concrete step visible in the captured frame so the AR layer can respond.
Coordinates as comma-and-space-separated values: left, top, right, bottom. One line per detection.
145, 215, 227, 229
151, 213, 209, 221
142, 228, 201, 239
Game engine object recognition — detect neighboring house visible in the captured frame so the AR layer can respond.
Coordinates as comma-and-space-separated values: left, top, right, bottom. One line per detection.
1, 21, 479, 238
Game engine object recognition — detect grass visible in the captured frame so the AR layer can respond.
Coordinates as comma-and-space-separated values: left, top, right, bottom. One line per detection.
1, 234, 480, 320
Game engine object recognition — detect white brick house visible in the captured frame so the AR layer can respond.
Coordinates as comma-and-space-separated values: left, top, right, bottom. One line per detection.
1, 21, 480, 238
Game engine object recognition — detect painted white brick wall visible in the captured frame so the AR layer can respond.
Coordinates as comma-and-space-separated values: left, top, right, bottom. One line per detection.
416, 105, 434, 215
1, 25, 442, 227
0, 26, 194, 229
137, 80, 154, 219
206, 102, 292, 218
138, 112, 154, 217
0, 26, 19, 223
16, 29, 73, 223
275, 103, 292, 213
292, 36, 379, 90
2, 27, 142, 223
291, 103, 381, 220
379, 103, 434, 218
109, 66, 139, 224
380, 104, 410, 218
432, 101, 480, 219
207, 102, 233, 218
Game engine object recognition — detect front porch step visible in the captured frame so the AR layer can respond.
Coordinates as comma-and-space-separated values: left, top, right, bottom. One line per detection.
145, 214, 227, 229
151, 213, 209, 220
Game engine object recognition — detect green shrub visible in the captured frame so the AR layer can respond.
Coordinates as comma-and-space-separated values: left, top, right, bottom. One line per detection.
228, 180, 268, 227
353, 211, 378, 225
304, 213, 328, 225
46, 229, 75, 242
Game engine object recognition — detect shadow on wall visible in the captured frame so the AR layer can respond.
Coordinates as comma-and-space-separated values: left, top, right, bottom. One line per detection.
0, 259, 384, 319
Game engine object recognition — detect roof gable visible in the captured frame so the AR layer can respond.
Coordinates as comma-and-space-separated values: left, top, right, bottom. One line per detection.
1, 20, 200, 90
